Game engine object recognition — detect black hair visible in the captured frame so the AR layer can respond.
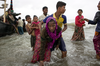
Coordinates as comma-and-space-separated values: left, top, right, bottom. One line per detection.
33, 15, 38, 18
22, 19, 25, 21
25, 15, 30, 19
42, 6, 48, 10
78, 9, 83, 13
18, 17, 21, 19
49, 19, 56, 24
56, 1, 66, 10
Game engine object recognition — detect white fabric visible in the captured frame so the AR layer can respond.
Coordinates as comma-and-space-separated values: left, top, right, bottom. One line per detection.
39, 14, 49, 21
18, 19, 23, 27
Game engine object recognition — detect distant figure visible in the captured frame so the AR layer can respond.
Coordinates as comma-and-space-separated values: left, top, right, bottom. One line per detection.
71, 9, 85, 41
25, 15, 36, 51
81, 1, 100, 59
39, 6, 49, 28
6, 9, 21, 34
22, 19, 26, 32
17, 17, 24, 35
39, 17, 62, 66
31, 15, 41, 63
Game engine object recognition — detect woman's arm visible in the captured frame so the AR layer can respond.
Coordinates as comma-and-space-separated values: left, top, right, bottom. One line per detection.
39, 29, 46, 61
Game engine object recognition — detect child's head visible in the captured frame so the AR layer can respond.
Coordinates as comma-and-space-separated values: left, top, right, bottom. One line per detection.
42, 6, 48, 15
46, 17, 57, 32
25, 15, 31, 23
56, 1, 66, 14
33, 15, 38, 22
77, 9, 83, 15
97, 1, 100, 10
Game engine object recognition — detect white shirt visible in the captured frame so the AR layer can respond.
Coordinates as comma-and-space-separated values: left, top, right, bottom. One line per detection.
18, 19, 23, 27
39, 14, 49, 21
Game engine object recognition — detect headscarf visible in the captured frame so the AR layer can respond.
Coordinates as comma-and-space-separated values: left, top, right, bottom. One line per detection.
46, 17, 61, 49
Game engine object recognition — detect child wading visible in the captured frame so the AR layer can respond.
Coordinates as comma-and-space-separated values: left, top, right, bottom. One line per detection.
31, 15, 41, 63
25, 15, 36, 51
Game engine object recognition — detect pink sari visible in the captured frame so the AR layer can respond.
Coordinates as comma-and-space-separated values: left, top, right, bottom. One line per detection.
31, 22, 51, 63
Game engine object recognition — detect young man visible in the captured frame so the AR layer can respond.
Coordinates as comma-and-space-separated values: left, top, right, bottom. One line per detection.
39, 6, 49, 28
39, 1, 67, 66
17, 17, 24, 35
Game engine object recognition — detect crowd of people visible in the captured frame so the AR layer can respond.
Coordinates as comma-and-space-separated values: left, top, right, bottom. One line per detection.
1, 1, 100, 66
4, 8, 27, 35
24, 1, 100, 66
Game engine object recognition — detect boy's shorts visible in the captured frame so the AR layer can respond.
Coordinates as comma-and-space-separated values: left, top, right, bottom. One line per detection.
50, 37, 67, 51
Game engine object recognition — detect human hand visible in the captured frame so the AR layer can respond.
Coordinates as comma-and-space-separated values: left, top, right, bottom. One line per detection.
82, 24, 85, 26
19, 13, 21, 15
56, 45, 59, 50
79, 18, 84, 22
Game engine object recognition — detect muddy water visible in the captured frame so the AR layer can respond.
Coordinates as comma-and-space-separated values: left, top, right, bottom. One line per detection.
0, 25, 100, 66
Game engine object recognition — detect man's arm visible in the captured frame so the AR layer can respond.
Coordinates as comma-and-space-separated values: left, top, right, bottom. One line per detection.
62, 24, 67, 32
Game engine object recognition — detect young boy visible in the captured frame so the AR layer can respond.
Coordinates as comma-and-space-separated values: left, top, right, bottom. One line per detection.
40, 1, 67, 60
25, 15, 36, 51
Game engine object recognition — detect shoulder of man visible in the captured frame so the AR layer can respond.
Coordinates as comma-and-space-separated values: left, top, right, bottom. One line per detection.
62, 15, 67, 19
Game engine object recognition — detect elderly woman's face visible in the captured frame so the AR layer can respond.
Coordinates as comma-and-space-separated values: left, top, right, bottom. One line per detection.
48, 21, 56, 32
97, 2, 100, 10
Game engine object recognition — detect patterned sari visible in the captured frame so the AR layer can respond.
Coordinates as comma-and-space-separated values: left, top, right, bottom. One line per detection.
31, 22, 51, 63
93, 32, 100, 57
71, 25, 85, 41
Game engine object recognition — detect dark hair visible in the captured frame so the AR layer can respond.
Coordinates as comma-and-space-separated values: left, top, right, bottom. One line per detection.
78, 9, 83, 13
18, 17, 21, 19
56, 1, 66, 10
22, 19, 25, 21
25, 15, 30, 19
33, 15, 38, 18
49, 19, 56, 24
42, 6, 48, 10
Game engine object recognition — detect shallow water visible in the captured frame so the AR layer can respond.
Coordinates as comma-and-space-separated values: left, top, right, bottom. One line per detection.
0, 25, 100, 66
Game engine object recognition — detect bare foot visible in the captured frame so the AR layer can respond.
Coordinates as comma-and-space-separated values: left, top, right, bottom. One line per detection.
96, 54, 100, 59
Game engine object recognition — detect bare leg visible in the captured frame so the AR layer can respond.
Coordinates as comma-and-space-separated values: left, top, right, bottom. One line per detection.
96, 54, 100, 59
61, 51, 67, 58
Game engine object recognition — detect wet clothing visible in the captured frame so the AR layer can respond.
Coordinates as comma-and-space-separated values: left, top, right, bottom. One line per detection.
75, 15, 85, 27
72, 15, 85, 41
18, 26, 24, 35
93, 32, 100, 56
43, 13, 67, 52
88, 11, 100, 57
40, 26, 62, 61
18, 19, 24, 35
26, 23, 36, 47
31, 35, 36, 47
71, 25, 85, 41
